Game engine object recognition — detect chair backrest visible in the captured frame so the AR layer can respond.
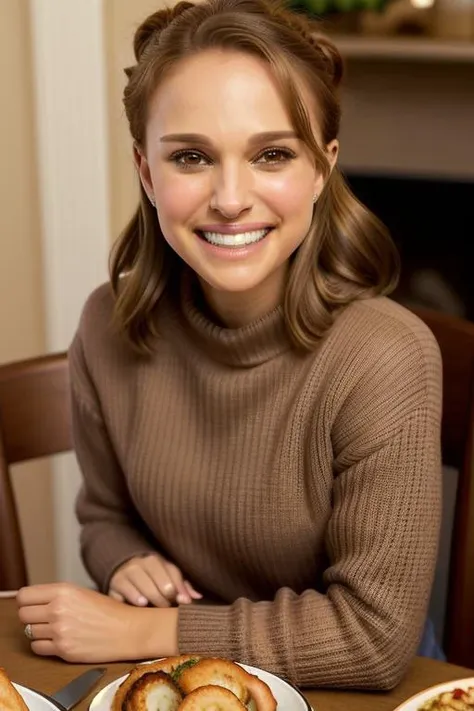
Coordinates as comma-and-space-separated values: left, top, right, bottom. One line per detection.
0, 352, 71, 590
411, 307, 474, 668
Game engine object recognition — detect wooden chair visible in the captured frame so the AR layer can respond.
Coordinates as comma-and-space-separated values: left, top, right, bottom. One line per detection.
0, 353, 71, 591
411, 307, 474, 669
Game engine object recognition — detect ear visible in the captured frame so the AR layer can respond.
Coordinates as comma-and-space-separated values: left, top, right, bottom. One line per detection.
313, 139, 339, 197
133, 143, 154, 202
326, 139, 339, 172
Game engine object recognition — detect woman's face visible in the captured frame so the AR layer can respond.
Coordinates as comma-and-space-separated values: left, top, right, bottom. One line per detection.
137, 49, 337, 300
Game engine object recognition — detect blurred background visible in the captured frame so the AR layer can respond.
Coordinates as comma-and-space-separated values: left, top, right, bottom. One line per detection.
1, 0, 473, 639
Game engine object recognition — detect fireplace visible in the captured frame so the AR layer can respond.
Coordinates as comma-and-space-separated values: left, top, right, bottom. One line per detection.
335, 48, 474, 323
346, 173, 474, 321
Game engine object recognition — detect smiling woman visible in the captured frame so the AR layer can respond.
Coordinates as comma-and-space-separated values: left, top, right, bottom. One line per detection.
16, 0, 442, 693
113, 0, 398, 342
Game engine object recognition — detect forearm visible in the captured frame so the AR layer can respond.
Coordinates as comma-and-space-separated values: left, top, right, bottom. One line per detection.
132, 607, 179, 660
177, 585, 423, 690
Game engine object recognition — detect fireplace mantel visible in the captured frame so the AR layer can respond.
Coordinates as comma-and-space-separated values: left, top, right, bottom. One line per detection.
335, 35, 474, 63
335, 40, 474, 181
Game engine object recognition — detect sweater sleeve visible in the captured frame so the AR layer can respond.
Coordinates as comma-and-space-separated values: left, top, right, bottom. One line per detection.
70, 330, 156, 591
178, 319, 442, 690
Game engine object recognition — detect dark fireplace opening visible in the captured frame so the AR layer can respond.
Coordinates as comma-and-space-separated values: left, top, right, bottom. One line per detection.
346, 173, 474, 323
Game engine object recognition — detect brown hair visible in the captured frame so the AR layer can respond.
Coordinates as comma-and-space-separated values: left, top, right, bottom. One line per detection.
111, 0, 399, 352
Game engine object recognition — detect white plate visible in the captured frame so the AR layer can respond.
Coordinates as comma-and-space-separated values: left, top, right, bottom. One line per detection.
89, 661, 311, 710
394, 676, 474, 711
13, 683, 64, 711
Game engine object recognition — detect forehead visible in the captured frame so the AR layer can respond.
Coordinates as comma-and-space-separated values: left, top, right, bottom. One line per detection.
146, 49, 300, 141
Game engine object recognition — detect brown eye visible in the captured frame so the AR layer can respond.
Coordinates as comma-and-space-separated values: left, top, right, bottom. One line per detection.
170, 150, 210, 168
254, 148, 296, 165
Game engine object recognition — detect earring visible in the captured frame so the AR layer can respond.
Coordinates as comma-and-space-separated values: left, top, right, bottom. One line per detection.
313, 194, 318, 203
149, 195, 156, 207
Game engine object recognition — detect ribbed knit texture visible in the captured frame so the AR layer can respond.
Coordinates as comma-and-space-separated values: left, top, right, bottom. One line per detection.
70, 281, 442, 690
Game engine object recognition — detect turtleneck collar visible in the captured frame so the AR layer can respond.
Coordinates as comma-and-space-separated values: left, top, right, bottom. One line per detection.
173, 274, 293, 368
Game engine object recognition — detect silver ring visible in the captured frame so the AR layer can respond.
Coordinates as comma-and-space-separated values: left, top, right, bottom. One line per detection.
24, 623, 34, 640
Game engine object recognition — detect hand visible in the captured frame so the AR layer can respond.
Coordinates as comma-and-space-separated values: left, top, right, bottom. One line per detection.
17, 583, 179, 663
108, 554, 202, 608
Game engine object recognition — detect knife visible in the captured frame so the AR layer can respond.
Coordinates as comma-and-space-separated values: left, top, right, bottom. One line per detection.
50, 668, 106, 710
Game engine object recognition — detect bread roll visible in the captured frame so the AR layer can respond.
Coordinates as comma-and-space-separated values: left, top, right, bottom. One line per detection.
112, 656, 199, 711
178, 685, 247, 711
0, 668, 29, 711
123, 670, 182, 711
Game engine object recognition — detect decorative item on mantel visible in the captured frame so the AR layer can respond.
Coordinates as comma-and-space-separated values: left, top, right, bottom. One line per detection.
359, 0, 436, 37
434, 0, 474, 41
291, 0, 391, 33
294, 0, 474, 39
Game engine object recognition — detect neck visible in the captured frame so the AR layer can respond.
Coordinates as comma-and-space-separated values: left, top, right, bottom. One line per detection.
199, 265, 288, 328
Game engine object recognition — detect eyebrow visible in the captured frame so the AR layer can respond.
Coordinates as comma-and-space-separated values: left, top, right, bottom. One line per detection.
159, 130, 298, 146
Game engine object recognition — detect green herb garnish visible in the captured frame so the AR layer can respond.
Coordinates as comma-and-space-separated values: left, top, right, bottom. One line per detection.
170, 658, 200, 683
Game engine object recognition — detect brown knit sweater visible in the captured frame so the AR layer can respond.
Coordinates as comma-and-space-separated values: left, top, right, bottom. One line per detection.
70, 281, 442, 690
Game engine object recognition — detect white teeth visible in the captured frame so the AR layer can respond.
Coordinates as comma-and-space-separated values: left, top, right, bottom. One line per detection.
200, 229, 270, 247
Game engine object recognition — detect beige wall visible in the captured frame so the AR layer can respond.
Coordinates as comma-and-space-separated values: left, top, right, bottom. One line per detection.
105, 0, 170, 242
1, 0, 55, 584
0, 0, 170, 589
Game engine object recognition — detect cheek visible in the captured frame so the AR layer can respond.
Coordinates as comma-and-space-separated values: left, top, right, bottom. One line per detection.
257, 170, 314, 217
152, 168, 209, 223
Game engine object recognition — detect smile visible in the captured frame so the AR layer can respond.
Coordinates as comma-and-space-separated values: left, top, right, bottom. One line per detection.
196, 228, 272, 248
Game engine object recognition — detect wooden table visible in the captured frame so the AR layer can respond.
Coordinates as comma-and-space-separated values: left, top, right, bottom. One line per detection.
1, 598, 473, 711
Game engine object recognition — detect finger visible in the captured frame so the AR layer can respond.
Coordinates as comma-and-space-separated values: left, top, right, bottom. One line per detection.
18, 604, 48, 625
174, 580, 192, 604
184, 581, 203, 600
127, 564, 172, 608
176, 593, 191, 605
26, 623, 52, 641
31, 640, 56, 657
17, 583, 68, 607
162, 563, 192, 603
109, 578, 149, 607
108, 590, 125, 603
142, 556, 176, 598
141, 556, 179, 602
176, 582, 201, 605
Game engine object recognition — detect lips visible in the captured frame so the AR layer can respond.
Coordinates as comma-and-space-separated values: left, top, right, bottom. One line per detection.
196, 223, 275, 235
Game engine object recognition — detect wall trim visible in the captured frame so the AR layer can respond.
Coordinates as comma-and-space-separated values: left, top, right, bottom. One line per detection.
28, 0, 110, 583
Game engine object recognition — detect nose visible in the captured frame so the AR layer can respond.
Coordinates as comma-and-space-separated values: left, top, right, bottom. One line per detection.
210, 163, 252, 219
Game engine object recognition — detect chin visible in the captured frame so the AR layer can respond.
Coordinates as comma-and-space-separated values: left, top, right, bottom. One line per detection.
201, 272, 271, 294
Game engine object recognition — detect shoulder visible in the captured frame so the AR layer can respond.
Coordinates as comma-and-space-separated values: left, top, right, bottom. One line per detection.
328, 298, 442, 456
68, 282, 132, 393
77, 281, 116, 339
330, 296, 442, 378
70, 281, 121, 365
350, 296, 436, 340
324, 297, 442, 427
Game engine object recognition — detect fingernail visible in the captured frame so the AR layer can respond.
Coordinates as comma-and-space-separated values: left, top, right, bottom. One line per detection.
137, 596, 148, 606
176, 593, 191, 605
